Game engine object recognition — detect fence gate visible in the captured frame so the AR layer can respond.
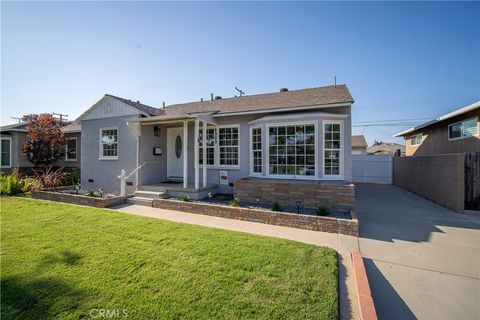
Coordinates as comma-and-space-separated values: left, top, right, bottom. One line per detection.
465, 152, 480, 210
352, 154, 393, 184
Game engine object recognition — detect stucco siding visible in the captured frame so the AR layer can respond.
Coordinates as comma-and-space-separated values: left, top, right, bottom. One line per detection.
404, 108, 480, 156
81, 115, 140, 193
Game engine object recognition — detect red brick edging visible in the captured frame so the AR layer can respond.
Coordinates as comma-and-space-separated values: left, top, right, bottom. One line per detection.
152, 198, 359, 236
351, 251, 378, 320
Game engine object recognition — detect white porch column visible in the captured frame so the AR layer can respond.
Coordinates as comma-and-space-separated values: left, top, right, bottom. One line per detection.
183, 120, 188, 189
194, 119, 200, 190
202, 121, 207, 188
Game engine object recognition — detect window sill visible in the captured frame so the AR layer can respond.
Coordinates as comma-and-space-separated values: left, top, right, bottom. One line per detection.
448, 134, 479, 141
65, 159, 77, 162
99, 157, 118, 161
199, 165, 240, 170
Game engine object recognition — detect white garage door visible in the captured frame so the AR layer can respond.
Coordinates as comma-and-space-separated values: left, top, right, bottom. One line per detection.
352, 154, 392, 184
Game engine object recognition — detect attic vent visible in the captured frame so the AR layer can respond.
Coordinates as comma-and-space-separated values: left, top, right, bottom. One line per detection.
214, 96, 222, 100
280, 88, 289, 92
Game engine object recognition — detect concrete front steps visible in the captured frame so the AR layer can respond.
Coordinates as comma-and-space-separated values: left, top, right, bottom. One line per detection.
127, 190, 168, 207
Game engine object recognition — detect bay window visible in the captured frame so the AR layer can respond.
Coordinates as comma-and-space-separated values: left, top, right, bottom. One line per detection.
268, 124, 315, 177
251, 127, 262, 174
324, 121, 342, 177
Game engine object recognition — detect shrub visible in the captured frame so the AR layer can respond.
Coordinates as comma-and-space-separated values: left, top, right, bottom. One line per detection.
21, 177, 41, 192
271, 201, 282, 212
86, 190, 96, 197
63, 169, 80, 186
0, 169, 23, 195
33, 166, 69, 189
180, 194, 190, 202
229, 198, 240, 207
218, 194, 229, 201
316, 206, 330, 216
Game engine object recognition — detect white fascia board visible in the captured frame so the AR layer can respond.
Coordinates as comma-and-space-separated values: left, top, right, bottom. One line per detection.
248, 112, 348, 125
213, 102, 351, 117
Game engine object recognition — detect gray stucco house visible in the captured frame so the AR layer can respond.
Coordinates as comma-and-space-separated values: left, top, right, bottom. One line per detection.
0, 122, 81, 173
77, 84, 354, 201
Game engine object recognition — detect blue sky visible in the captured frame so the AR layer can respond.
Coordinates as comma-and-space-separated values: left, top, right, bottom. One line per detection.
1, 1, 479, 145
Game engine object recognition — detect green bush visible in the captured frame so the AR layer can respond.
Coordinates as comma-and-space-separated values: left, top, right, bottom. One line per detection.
271, 201, 282, 212
218, 194, 229, 201
0, 169, 38, 195
229, 198, 240, 207
86, 190, 96, 197
180, 194, 190, 202
316, 206, 330, 216
63, 169, 80, 186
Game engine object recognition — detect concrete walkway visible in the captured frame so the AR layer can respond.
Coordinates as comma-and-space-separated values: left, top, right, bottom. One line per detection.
356, 183, 480, 320
111, 203, 360, 320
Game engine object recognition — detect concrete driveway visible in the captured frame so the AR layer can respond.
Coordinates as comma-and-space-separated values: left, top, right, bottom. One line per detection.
356, 183, 480, 320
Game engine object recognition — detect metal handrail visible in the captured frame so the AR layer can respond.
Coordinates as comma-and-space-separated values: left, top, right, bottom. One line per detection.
126, 161, 161, 179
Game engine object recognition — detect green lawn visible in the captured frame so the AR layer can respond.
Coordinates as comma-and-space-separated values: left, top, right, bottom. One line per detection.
1, 197, 338, 320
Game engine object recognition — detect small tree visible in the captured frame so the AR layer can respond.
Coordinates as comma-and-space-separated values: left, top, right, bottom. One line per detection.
22, 114, 67, 167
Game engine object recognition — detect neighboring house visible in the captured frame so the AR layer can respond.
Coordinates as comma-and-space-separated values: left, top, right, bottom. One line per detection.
0, 122, 81, 173
352, 135, 367, 154
77, 85, 354, 197
367, 142, 405, 155
395, 101, 480, 156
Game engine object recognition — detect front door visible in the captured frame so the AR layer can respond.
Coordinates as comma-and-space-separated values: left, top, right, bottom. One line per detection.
167, 127, 184, 178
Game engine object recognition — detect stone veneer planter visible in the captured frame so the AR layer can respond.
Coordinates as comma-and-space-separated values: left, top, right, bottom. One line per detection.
152, 198, 359, 236
234, 178, 356, 212
31, 187, 126, 208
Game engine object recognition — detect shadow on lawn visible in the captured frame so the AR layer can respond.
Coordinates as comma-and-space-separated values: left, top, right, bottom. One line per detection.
39, 250, 83, 267
1, 275, 87, 320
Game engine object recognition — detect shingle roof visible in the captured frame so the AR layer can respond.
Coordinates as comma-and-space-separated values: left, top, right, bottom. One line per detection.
352, 135, 368, 148
62, 123, 81, 133
0, 122, 28, 132
163, 84, 353, 116
105, 94, 165, 116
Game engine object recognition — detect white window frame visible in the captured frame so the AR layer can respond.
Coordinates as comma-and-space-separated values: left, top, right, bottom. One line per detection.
322, 120, 344, 180
198, 124, 241, 170
249, 125, 263, 177
65, 137, 77, 162
199, 126, 216, 168
265, 121, 318, 180
1, 137, 12, 168
448, 117, 479, 141
99, 127, 118, 160
410, 133, 423, 146
217, 124, 240, 169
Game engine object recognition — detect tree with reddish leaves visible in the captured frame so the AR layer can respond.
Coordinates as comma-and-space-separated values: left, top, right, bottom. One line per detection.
22, 114, 67, 167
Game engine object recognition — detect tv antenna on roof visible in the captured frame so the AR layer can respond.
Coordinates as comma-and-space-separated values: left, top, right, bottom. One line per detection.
10, 117, 22, 123
235, 86, 245, 96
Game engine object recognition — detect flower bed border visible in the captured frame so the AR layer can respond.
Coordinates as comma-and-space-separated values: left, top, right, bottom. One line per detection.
152, 198, 359, 236
31, 187, 126, 208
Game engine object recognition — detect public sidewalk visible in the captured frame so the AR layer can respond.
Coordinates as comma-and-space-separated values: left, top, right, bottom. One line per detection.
111, 204, 360, 320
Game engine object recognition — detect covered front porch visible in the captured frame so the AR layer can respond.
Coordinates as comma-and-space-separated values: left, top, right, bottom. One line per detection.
119, 113, 219, 198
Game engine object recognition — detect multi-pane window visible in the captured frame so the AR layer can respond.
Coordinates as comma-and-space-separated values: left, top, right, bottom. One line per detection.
324, 122, 341, 176
219, 127, 239, 166
251, 127, 262, 174
410, 133, 423, 146
1, 138, 11, 168
199, 128, 216, 166
100, 128, 118, 158
66, 138, 77, 161
449, 118, 478, 140
268, 124, 315, 176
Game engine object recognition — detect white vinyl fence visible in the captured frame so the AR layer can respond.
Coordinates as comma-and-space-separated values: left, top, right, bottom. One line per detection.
352, 154, 393, 184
